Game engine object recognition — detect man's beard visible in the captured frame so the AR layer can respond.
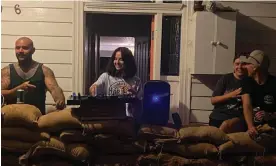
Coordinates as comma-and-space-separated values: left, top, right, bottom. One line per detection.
16, 53, 31, 61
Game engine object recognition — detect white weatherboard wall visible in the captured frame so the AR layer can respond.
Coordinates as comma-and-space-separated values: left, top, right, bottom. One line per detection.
1, 1, 74, 111
222, 1, 276, 76
189, 1, 276, 124
189, 75, 222, 124
160, 76, 180, 122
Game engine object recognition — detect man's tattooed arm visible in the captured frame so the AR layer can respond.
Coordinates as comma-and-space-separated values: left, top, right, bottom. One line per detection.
1, 66, 37, 101
1, 66, 16, 100
1, 66, 10, 90
42, 65, 65, 110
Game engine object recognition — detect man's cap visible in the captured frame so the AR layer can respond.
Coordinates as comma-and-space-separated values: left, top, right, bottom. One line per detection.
240, 50, 270, 69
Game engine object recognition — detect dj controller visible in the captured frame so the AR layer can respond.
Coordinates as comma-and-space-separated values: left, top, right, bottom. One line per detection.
67, 93, 137, 105
67, 93, 138, 121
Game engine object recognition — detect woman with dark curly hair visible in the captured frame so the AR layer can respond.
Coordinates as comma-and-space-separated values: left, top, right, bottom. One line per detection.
89, 47, 142, 98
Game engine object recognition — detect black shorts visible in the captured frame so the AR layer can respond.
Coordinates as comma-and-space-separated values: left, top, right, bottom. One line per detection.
209, 117, 247, 131
209, 118, 224, 128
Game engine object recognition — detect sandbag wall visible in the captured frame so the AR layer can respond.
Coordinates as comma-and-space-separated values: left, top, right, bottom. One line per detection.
1, 104, 50, 166
137, 125, 231, 165
1, 104, 142, 165
136, 124, 276, 166
2, 104, 276, 166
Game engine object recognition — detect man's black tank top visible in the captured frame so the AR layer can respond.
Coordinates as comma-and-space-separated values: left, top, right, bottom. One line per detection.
8, 63, 46, 114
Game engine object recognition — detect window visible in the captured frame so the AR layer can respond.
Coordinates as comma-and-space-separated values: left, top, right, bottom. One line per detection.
161, 16, 181, 76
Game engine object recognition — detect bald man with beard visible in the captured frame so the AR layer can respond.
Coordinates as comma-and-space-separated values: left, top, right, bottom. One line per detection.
1, 37, 65, 114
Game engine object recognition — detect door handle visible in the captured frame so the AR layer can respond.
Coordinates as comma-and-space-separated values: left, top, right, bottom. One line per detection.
210, 41, 221, 46
211, 41, 228, 49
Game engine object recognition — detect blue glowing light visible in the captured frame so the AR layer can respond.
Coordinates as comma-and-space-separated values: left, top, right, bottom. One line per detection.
152, 95, 160, 103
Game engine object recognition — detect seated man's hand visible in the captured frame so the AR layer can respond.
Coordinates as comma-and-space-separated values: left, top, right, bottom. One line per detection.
55, 100, 65, 110
18, 81, 36, 91
248, 126, 258, 138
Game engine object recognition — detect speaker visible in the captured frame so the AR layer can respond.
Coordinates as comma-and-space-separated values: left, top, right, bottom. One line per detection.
141, 80, 170, 125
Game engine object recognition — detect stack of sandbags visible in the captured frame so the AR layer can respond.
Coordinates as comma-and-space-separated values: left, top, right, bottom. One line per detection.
36, 108, 141, 164
217, 124, 276, 163
137, 153, 233, 166
19, 137, 90, 166
137, 125, 233, 165
138, 125, 229, 158
38, 109, 137, 138
219, 132, 265, 156
17, 108, 91, 165
1, 104, 50, 165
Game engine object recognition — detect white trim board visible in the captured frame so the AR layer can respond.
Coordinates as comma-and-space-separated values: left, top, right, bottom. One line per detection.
72, 1, 84, 94
84, 2, 184, 15
179, 0, 194, 125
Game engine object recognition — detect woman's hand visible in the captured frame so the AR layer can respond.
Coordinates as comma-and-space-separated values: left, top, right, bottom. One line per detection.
120, 85, 137, 95
228, 88, 242, 98
89, 84, 97, 96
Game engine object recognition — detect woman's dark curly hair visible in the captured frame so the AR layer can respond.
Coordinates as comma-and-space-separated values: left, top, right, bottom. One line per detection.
106, 47, 137, 78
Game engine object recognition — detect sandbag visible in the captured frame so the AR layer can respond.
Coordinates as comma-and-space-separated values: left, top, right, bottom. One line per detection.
60, 130, 88, 143
32, 161, 73, 166
178, 126, 229, 145
24, 156, 76, 166
60, 130, 135, 147
133, 140, 156, 153
254, 155, 276, 166
255, 134, 276, 151
90, 135, 143, 154
2, 140, 33, 153
1, 104, 42, 128
257, 124, 274, 133
218, 132, 265, 154
81, 118, 136, 137
38, 109, 82, 132
19, 137, 89, 165
1, 155, 21, 166
2, 127, 50, 142
67, 144, 90, 161
60, 119, 135, 143
92, 142, 142, 154
138, 124, 179, 141
93, 155, 139, 165
137, 153, 226, 166
255, 124, 276, 149
158, 143, 218, 158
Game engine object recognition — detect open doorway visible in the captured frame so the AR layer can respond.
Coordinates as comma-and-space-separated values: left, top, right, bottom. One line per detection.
84, 13, 152, 94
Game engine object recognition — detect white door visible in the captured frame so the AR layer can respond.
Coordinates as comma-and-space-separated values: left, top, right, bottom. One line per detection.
193, 12, 237, 74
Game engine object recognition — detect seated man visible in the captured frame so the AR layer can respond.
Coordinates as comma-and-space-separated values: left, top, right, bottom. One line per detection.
1, 37, 65, 114
241, 50, 276, 136
209, 54, 248, 133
